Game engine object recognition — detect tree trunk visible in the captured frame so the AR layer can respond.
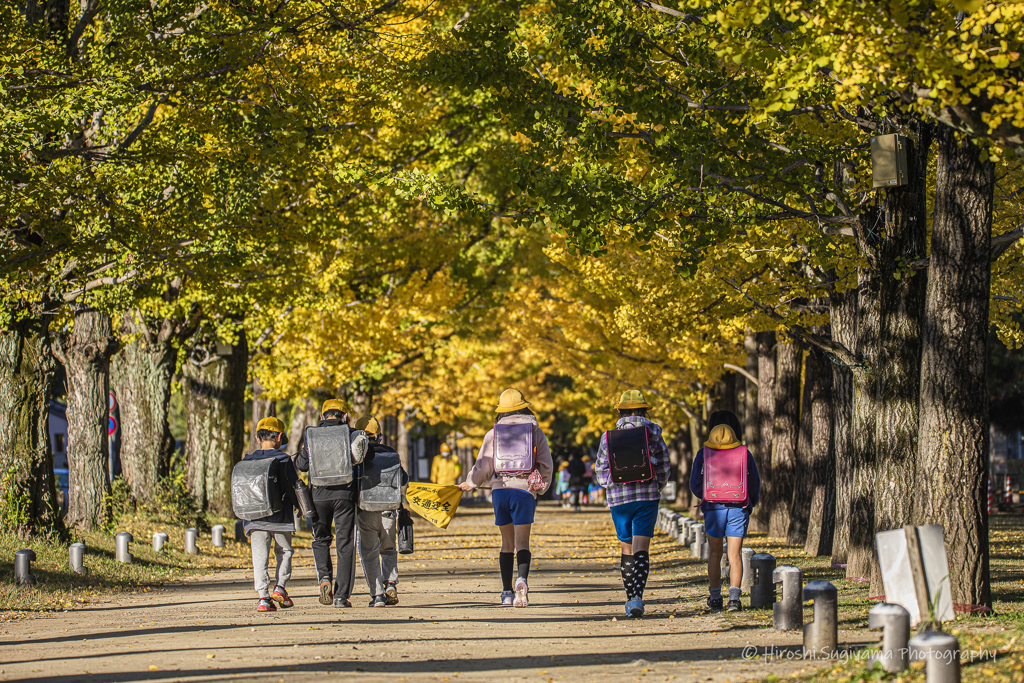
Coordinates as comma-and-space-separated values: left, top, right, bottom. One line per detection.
185, 331, 248, 514
847, 268, 880, 582
914, 126, 994, 612
397, 410, 410, 482
804, 343, 836, 555
753, 331, 776, 532
869, 123, 931, 596
0, 311, 65, 538
110, 313, 177, 502
769, 339, 801, 538
286, 397, 317, 455
672, 425, 693, 508
56, 308, 119, 531
248, 375, 276, 454
788, 348, 816, 545
742, 333, 760, 455
830, 289, 856, 566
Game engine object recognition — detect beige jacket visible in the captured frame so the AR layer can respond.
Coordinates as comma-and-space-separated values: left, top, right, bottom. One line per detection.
464, 414, 553, 498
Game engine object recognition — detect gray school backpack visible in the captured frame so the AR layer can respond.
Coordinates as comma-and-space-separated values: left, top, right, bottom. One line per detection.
360, 450, 403, 511
231, 457, 284, 520
493, 422, 535, 475
304, 424, 354, 486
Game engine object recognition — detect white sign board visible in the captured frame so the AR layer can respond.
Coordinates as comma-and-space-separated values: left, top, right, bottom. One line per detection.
876, 525, 955, 626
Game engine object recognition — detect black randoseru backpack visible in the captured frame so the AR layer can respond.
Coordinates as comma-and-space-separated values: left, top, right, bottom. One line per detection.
606, 427, 655, 484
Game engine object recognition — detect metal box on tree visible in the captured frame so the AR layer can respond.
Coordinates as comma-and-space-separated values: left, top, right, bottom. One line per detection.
871, 134, 909, 188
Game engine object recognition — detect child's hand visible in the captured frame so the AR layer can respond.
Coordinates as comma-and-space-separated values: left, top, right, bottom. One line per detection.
457, 482, 473, 491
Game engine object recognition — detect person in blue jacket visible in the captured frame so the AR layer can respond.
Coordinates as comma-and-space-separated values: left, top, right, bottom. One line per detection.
242, 416, 300, 612
690, 410, 761, 612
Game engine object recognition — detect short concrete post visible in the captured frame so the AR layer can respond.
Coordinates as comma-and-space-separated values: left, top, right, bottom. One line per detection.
749, 552, 777, 607
869, 603, 911, 673
115, 532, 134, 564
184, 528, 198, 555
15, 549, 37, 586
211, 525, 226, 547
235, 519, 246, 542
909, 632, 960, 683
69, 543, 87, 575
740, 547, 755, 589
772, 565, 803, 630
803, 580, 838, 658
678, 518, 692, 544
690, 523, 707, 558
153, 532, 169, 553
293, 510, 301, 532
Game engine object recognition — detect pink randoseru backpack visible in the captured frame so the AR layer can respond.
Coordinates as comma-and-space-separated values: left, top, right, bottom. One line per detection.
702, 446, 748, 504
493, 422, 535, 475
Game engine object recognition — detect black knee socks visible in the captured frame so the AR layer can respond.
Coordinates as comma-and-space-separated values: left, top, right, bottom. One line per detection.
621, 551, 650, 599
499, 552, 514, 591
516, 550, 531, 581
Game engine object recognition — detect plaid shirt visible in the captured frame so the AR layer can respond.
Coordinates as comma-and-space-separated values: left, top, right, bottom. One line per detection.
595, 416, 672, 507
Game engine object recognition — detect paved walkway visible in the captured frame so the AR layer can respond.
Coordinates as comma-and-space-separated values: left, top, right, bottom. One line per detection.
0, 505, 872, 682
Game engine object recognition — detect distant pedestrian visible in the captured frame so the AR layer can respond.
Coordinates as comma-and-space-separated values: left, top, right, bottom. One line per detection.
240, 417, 299, 613
555, 461, 570, 508
594, 390, 671, 619
295, 400, 370, 608
566, 453, 586, 511
354, 416, 409, 607
689, 410, 760, 612
430, 443, 462, 486
459, 389, 553, 607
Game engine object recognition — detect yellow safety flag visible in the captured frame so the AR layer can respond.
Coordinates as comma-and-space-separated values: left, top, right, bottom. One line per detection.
406, 483, 463, 529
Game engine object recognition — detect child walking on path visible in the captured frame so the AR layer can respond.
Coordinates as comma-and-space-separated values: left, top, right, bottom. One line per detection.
354, 416, 409, 607
459, 388, 553, 607
594, 390, 671, 619
689, 410, 761, 612
241, 417, 299, 613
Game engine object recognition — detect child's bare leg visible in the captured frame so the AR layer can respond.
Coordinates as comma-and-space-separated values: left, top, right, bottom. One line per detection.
727, 536, 743, 588
707, 535, 724, 590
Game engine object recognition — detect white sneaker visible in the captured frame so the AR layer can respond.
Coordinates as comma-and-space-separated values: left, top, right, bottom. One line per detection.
500, 590, 515, 606
513, 578, 529, 608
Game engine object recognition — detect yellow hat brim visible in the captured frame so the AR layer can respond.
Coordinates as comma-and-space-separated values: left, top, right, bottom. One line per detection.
495, 400, 531, 413
614, 401, 652, 410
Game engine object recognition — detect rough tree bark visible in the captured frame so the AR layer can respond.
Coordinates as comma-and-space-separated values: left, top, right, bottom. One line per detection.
768, 339, 801, 538
742, 333, 760, 455
869, 124, 931, 596
0, 311, 65, 538
248, 375, 276, 454
185, 331, 248, 514
804, 343, 836, 556
788, 349, 816, 545
110, 312, 179, 502
286, 397, 318, 455
53, 308, 119, 531
914, 126, 994, 611
672, 425, 693, 508
830, 289, 856, 566
753, 331, 776, 532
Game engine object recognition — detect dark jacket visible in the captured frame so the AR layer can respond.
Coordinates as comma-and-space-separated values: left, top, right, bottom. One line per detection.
567, 457, 586, 488
689, 446, 761, 513
242, 448, 299, 534
295, 418, 358, 502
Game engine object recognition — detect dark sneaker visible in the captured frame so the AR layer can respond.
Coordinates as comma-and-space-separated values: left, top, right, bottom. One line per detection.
318, 579, 334, 606
727, 599, 742, 612
271, 586, 293, 608
385, 582, 399, 605
373, 595, 387, 608
257, 597, 277, 612
707, 595, 723, 612
334, 597, 352, 608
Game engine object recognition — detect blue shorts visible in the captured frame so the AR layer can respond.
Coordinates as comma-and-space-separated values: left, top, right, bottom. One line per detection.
610, 500, 659, 542
703, 506, 750, 538
492, 488, 536, 526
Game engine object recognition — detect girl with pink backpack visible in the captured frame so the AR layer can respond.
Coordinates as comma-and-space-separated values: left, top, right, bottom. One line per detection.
689, 410, 761, 612
459, 389, 553, 607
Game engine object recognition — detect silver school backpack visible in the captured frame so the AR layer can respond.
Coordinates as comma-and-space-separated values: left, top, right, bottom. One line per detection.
304, 424, 353, 486
359, 449, 404, 511
493, 422, 535, 475
231, 457, 283, 520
